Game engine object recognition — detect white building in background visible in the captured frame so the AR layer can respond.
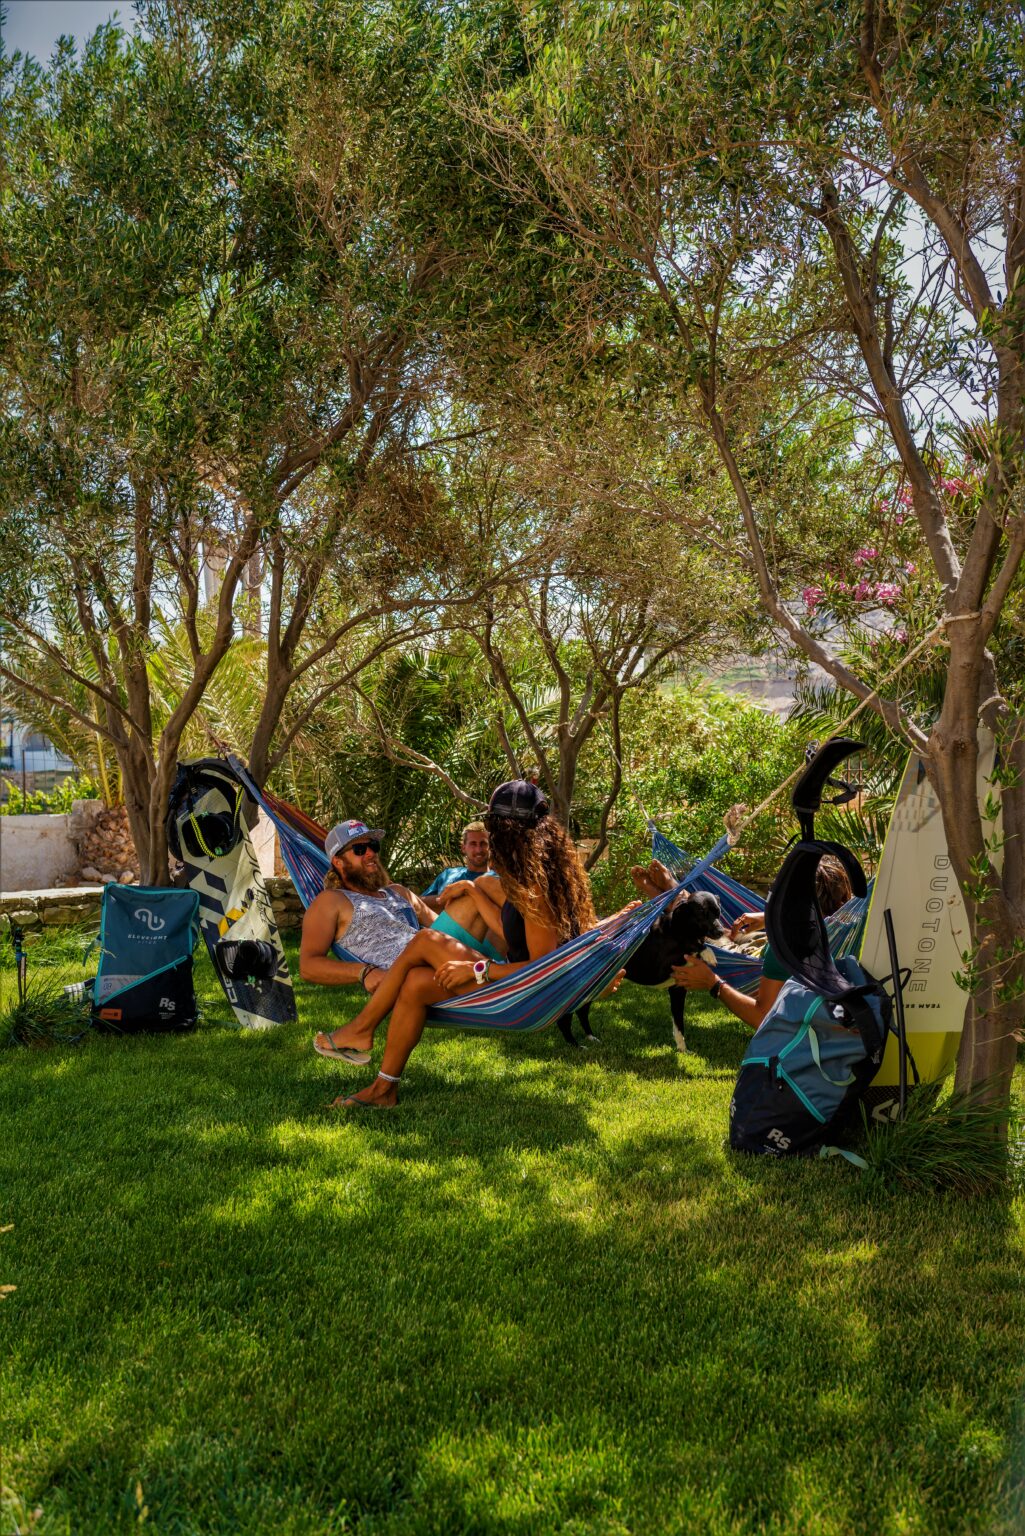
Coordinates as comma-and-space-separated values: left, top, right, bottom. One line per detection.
1, 714, 76, 786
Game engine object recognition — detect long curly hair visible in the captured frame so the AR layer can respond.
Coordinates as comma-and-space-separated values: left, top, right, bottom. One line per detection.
485, 812, 596, 941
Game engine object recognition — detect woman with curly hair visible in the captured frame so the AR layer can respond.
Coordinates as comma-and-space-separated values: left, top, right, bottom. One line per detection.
324, 780, 599, 1110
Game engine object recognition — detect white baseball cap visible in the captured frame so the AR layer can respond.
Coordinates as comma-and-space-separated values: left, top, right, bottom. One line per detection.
325, 820, 385, 860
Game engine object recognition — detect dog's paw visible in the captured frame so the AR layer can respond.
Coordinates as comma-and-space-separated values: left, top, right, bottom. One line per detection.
699, 946, 716, 966
672, 1022, 687, 1053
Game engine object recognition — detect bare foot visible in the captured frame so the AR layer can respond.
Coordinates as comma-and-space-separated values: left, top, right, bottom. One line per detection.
630, 864, 662, 899
646, 859, 675, 892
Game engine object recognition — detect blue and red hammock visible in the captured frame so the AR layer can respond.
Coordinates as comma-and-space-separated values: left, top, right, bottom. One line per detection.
647, 822, 869, 996
230, 757, 868, 1030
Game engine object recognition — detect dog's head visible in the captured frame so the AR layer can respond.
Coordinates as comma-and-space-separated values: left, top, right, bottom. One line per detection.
667, 891, 724, 957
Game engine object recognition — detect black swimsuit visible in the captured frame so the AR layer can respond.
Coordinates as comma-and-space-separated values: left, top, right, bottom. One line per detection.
501, 901, 529, 963
502, 900, 579, 958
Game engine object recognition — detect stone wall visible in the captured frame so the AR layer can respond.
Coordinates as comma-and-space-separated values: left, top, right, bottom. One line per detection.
0, 885, 104, 931
266, 876, 303, 932
0, 876, 303, 933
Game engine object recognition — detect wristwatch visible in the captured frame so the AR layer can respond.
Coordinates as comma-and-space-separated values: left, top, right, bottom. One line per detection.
709, 977, 723, 1000
473, 959, 491, 986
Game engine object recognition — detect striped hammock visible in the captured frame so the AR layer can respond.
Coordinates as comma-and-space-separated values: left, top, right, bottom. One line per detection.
649, 823, 870, 995
230, 762, 686, 1033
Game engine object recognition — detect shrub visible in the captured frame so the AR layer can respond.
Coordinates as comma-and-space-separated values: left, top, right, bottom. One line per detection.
0, 775, 100, 815
859, 1085, 1020, 1196
0, 969, 91, 1048
585, 684, 809, 912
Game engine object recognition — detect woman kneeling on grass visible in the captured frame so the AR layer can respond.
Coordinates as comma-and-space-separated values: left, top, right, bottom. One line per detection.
323, 779, 599, 1110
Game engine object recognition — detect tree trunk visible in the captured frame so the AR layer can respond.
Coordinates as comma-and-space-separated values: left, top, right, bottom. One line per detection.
119, 742, 158, 885
928, 659, 1024, 1107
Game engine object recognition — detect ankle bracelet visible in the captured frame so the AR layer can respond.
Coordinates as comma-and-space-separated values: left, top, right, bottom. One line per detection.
378, 1071, 401, 1083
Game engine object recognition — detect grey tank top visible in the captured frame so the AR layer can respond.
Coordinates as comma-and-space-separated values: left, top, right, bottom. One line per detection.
342, 886, 418, 969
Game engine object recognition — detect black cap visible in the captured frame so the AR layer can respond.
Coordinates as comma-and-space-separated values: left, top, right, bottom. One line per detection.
487, 780, 549, 823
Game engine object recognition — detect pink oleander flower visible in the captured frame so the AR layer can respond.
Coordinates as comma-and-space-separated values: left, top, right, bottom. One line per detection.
875, 582, 901, 606
904, 561, 916, 575
854, 579, 873, 601
853, 547, 878, 565
802, 585, 824, 612
893, 628, 909, 645
897, 487, 914, 508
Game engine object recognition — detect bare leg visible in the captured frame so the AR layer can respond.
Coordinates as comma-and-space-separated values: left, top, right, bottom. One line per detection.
444, 891, 500, 949
317, 929, 478, 1054
332, 967, 473, 1108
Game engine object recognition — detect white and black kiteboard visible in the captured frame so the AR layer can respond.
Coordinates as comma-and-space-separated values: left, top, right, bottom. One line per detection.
167, 759, 296, 1030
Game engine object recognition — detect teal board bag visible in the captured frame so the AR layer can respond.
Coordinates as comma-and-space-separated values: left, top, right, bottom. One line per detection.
729, 955, 888, 1155
92, 885, 200, 1033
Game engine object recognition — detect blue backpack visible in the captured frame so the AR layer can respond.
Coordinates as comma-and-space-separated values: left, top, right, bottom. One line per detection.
91, 885, 200, 1034
729, 955, 888, 1155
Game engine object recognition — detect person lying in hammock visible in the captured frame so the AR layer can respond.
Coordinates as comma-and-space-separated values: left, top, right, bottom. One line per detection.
301, 817, 505, 1063
667, 852, 853, 1030
318, 779, 615, 1110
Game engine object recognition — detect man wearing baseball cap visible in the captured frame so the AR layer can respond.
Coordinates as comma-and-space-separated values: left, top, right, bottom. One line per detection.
299, 816, 501, 1064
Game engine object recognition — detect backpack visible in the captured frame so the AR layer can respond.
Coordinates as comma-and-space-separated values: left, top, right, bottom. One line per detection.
729, 953, 889, 1155
91, 885, 200, 1034
729, 737, 893, 1156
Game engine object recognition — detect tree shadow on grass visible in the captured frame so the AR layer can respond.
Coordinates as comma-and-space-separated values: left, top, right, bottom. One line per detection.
18, 1123, 1025, 1536
4, 1010, 1025, 1535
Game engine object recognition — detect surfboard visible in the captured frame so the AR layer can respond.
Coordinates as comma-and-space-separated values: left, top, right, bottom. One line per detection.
167, 759, 297, 1030
860, 732, 1000, 1098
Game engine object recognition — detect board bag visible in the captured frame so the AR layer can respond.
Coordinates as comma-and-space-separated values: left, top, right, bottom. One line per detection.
92, 884, 200, 1033
729, 739, 891, 1155
729, 950, 889, 1155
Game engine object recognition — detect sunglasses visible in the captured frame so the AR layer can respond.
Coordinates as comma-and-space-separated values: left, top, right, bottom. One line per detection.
347, 840, 381, 857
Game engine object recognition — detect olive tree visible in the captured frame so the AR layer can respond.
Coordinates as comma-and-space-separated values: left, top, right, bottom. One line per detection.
465, 0, 1025, 1103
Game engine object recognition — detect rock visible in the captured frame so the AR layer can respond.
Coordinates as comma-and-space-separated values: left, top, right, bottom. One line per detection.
41, 902, 95, 925
3, 908, 40, 930
101, 874, 116, 885
118, 871, 135, 883
80, 866, 103, 883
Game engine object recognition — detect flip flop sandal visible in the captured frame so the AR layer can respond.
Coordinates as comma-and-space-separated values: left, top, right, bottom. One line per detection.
313, 1034, 372, 1065
328, 1093, 397, 1111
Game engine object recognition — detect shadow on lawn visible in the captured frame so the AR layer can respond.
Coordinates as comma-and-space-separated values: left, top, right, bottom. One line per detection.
5, 1011, 1025, 1536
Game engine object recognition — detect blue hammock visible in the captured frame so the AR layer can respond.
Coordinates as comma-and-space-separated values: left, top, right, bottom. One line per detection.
229, 761, 686, 1033
648, 824, 870, 994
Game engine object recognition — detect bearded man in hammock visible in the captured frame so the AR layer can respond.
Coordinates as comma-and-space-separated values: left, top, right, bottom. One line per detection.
301, 817, 506, 1065
318, 780, 624, 1109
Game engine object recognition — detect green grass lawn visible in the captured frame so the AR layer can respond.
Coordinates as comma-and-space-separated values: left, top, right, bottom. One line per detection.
2, 933, 1024, 1535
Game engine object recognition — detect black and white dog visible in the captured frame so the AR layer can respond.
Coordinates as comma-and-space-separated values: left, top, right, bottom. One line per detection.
557, 890, 725, 1050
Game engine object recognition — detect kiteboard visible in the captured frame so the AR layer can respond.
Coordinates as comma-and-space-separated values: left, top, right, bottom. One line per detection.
860, 732, 1000, 1102
166, 758, 297, 1030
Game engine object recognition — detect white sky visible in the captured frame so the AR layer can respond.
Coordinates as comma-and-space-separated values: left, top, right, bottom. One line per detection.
2, 1, 132, 60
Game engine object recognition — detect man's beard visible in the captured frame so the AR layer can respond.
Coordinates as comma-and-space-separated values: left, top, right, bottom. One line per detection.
344, 860, 390, 893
